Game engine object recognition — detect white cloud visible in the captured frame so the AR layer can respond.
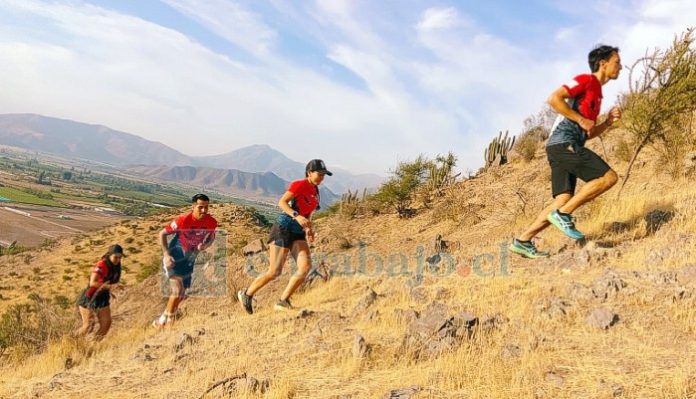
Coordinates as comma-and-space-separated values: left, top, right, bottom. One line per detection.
416, 7, 468, 32
161, 0, 277, 57
1, 0, 694, 176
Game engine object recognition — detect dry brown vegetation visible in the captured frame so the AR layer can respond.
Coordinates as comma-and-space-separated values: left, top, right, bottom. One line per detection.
0, 120, 694, 398
2, 31, 696, 399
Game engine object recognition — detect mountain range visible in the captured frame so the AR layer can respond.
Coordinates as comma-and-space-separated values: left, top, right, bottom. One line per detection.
0, 113, 384, 199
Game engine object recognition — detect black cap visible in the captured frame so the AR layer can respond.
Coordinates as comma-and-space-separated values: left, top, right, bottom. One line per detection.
107, 244, 125, 257
306, 159, 332, 176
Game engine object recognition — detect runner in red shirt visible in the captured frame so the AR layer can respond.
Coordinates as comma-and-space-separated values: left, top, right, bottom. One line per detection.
510, 45, 622, 258
76, 244, 124, 340
238, 159, 332, 314
153, 193, 218, 328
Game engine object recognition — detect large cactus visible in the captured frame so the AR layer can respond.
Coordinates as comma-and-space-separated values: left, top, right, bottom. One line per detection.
484, 130, 516, 168
425, 152, 459, 196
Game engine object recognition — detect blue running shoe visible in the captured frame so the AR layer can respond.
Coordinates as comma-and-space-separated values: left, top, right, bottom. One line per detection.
547, 209, 585, 240
509, 238, 550, 259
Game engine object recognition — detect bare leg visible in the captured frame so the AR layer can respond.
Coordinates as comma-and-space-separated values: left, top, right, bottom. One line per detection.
166, 277, 185, 320
280, 241, 311, 301
518, 193, 572, 241
77, 306, 95, 336
559, 170, 618, 214
246, 244, 290, 296
94, 307, 112, 340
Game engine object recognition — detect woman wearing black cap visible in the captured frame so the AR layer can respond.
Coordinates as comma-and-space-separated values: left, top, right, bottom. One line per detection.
238, 159, 332, 314
76, 244, 123, 340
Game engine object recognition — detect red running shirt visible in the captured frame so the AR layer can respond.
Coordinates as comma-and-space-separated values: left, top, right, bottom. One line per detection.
288, 179, 319, 218
164, 212, 218, 251
562, 74, 603, 122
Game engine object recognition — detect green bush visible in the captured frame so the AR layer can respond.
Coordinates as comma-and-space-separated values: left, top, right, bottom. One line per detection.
136, 256, 162, 283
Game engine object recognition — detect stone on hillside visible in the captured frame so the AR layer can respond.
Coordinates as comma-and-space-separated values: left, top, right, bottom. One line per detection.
566, 282, 594, 301
586, 308, 619, 329
677, 264, 696, 285
537, 297, 571, 319
685, 151, 696, 175
545, 371, 564, 386
242, 239, 266, 256
353, 287, 378, 315
598, 379, 624, 397
297, 308, 314, 319
246, 376, 270, 393
319, 235, 352, 250
502, 344, 522, 359
450, 311, 478, 339
408, 302, 449, 338
592, 270, 626, 300
409, 287, 429, 304
434, 286, 448, 299
480, 313, 508, 333
644, 209, 674, 234
175, 333, 194, 352
394, 308, 420, 324
383, 386, 421, 399
352, 335, 369, 358
400, 302, 478, 359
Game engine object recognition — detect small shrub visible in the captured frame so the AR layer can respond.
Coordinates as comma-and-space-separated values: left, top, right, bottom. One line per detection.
53, 295, 70, 310
136, 256, 161, 283
0, 294, 72, 360
126, 246, 141, 254
614, 138, 632, 163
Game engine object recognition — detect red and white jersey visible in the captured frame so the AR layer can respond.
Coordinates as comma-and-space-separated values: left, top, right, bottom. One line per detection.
164, 212, 218, 251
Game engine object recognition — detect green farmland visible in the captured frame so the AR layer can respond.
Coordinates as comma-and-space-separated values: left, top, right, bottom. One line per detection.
0, 186, 65, 207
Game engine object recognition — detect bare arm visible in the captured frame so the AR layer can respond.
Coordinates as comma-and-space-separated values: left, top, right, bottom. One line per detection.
586, 106, 622, 140
159, 228, 175, 268
547, 86, 595, 132
278, 191, 311, 230
197, 230, 216, 251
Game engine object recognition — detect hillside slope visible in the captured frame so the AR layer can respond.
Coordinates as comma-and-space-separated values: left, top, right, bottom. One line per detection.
1, 129, 695, 398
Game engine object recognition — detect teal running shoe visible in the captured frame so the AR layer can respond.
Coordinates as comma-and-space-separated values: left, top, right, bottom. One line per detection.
547, 209, 585, 240
509, 238, 550, 259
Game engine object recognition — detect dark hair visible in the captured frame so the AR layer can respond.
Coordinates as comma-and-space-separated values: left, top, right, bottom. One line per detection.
588, 45, 619, 72
102, 244, 124, 260
192, 193, 210, 203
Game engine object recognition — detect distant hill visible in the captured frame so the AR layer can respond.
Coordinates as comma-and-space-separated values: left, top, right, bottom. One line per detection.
193, 144, 384, 194
126, 164, 338, 207
0, 113, 193, 166
0, 114, 384, 195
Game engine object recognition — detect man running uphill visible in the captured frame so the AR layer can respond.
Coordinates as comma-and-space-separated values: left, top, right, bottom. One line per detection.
153, 193, 218, 328
511, 45, 623, 258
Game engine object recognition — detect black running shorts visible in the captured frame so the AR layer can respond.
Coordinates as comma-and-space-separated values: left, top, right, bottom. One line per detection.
78, 289, 110, 309
546, 143, 611, 197
268, 222, 306, 249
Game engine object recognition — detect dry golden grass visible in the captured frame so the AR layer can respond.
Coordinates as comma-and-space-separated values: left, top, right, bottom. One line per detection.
1, 142, 696, 398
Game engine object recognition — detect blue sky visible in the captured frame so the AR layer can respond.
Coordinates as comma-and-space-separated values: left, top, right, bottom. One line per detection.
0, 0, 694, 175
